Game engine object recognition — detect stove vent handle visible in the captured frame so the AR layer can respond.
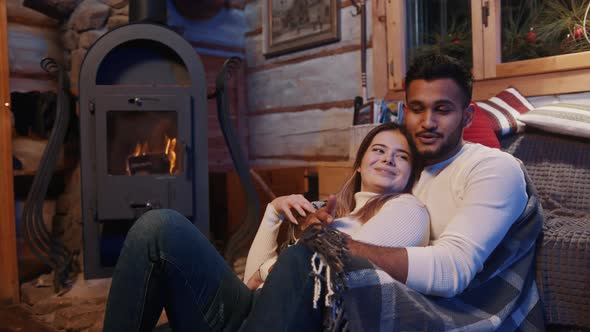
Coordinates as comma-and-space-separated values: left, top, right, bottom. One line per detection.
129, 201, 161, 209
129, 201, 161, 218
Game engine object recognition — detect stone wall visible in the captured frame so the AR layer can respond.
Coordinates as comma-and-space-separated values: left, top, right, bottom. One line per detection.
61, 0, 129, 91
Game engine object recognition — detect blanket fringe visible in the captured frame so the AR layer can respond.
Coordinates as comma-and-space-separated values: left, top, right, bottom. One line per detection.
311, 252, 336, 309
300, 224, 350, 331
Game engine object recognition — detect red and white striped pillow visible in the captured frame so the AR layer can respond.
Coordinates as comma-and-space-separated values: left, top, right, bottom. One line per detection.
475, 88, 534, 137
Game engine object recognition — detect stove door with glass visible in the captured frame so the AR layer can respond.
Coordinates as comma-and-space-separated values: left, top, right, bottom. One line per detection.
94, 93, 193, 221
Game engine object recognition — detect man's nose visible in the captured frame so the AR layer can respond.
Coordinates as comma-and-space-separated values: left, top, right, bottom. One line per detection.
421, 110, 437, 129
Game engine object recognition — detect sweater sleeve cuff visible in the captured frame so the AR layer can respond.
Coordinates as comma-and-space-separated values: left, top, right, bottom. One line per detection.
262, 204, 282, 226
405, 246, 434, 294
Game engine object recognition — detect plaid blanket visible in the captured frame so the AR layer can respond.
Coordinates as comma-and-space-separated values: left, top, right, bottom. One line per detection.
332, 165, 545, 331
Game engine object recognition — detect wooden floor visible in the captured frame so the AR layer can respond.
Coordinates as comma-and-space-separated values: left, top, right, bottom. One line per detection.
0, 304, 56, 332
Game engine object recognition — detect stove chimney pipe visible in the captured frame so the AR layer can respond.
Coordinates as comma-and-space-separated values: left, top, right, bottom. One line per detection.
129, 0, 167, 24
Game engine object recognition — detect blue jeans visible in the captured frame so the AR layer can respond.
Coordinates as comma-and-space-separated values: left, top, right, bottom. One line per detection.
103, 209, 323, 332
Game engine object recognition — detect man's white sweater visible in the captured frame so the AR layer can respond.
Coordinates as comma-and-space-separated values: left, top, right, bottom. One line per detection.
406, 143, 527, 297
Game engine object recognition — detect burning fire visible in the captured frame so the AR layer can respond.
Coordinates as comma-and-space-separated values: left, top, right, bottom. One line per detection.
125, 136, 178, 175
165, 136, 177, 174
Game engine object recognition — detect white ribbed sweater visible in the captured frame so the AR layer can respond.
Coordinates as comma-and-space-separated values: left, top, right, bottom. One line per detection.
406, 143, 528, 297
243, 192, 430, 285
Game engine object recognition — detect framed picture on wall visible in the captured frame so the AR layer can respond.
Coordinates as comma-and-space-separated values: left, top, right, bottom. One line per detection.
263, 0, 340, 57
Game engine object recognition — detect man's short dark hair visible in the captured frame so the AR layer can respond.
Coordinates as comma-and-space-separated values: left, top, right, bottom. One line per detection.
404, 54, 473, 106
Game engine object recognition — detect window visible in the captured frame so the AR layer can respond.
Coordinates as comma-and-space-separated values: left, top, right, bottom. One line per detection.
382, 0, 590, 100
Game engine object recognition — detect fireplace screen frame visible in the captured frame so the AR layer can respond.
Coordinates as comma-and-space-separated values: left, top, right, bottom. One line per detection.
94, 93, 193, 221
79, 22, 209, 279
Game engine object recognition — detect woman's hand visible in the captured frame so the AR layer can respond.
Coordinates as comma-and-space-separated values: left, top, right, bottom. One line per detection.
300, 194, 337, 230
246, 263, 275, 290
246, 270, 263, 290
271, 194, 316, 225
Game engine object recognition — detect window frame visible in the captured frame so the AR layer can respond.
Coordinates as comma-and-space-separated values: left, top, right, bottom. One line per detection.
381, 0, 590, 101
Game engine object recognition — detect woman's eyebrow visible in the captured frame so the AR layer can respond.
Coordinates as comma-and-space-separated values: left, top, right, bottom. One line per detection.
395, 148, 410, 155
372, 144, 409, 155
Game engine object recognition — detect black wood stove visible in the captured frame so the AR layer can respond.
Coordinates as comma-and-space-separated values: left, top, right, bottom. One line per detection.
79, 0, 209, 278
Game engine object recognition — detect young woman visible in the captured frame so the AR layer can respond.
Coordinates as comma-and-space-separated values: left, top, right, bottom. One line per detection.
243, 122, 429, 289
103, 122, 430, 332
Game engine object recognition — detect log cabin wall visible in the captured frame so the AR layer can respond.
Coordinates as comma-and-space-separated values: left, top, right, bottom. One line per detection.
244, 0, 374, 164
5, 0, 63, 301
7, 0, 60, 92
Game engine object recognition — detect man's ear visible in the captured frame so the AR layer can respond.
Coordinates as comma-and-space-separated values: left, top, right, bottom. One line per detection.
463, 103, 475, 128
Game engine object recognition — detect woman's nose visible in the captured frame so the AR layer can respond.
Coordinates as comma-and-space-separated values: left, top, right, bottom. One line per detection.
382, 155, 394, 165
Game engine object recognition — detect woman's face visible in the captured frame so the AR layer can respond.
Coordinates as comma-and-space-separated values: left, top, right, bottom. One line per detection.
357, 130, 412, 194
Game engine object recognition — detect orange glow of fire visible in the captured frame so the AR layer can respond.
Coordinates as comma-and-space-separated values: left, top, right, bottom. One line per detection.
126, 136, 178, 175
165, 136, 177, 174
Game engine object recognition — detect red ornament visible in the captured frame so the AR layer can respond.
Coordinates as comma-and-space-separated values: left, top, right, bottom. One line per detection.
574, 27, 584, 40
526, 30, 536, 42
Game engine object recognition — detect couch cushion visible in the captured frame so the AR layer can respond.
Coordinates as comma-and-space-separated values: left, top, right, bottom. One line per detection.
519, 102, 590, 139
463, 102, 501, 149
476, 87, 533, 137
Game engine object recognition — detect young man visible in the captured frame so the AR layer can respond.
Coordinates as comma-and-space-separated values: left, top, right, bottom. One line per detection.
346, 54, 529, 297
242, 54, 544, 330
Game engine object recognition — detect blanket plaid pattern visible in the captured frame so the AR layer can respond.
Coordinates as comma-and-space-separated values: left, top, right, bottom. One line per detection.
333, 165, 546, 331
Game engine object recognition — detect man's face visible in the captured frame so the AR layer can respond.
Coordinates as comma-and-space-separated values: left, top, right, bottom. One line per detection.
403, 78, 473, 165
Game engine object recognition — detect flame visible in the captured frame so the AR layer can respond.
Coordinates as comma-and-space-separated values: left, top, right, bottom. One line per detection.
165, 136, 177, 174
126, 136, 178, 175
133, 142, 142, 157
131, 141, 151, 157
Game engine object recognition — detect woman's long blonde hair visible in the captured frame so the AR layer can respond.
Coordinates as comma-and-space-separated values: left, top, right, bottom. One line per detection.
333, 122, 418, 223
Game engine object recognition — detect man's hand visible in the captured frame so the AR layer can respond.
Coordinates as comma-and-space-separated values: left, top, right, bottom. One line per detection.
300, 194, 337, 230
346, 238, 409, 283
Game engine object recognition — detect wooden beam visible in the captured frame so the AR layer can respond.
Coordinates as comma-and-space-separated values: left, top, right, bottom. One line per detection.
482, 0, 500, 78
247, 43, 372, 73
495, 51, 590, 78
22, 0, 78, 21
371, 0, 388, 99
0, 0, 19, 305
251, 99, 355, 116
6, 0, 57, 28
470, 0, 485, 80
245, 27, 262, 37
385, 0, 406, 91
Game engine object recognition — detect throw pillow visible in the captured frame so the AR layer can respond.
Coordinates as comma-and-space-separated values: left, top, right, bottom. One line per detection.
476, 87, 534, 137
519, 103, 590, 139
464, 102, 501, 149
